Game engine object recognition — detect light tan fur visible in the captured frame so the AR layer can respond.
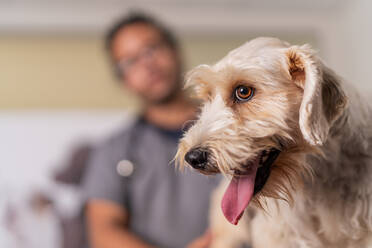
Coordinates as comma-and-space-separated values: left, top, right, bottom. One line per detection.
176, 37, 372, 248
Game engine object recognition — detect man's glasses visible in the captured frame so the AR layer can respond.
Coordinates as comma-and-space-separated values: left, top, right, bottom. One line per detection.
115, 41, 168, 77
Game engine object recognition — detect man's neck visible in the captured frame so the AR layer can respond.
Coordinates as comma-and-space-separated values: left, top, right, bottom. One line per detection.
144, 93, 197, 131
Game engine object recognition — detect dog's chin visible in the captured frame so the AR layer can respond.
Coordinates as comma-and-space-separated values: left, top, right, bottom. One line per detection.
186, 146, 281, 225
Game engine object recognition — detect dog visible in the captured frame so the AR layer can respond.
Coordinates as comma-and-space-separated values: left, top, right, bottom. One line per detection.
176, 37, 372, 248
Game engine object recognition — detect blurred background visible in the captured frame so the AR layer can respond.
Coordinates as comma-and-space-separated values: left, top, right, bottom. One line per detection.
0, 0, 371, 247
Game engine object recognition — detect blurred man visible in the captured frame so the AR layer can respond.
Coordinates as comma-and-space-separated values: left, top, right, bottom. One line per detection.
82, 13, 220, 248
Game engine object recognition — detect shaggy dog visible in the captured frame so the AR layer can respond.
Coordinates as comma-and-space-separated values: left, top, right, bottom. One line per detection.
176, 37, 372, 248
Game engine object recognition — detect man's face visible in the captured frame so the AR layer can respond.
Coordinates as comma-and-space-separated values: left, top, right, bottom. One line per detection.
111, 23, 181, 104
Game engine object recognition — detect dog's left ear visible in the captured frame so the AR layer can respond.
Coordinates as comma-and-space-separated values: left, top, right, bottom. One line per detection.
285, 45, 348, 146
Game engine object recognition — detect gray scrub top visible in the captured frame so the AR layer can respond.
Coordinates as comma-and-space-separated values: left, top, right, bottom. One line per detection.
82, 118, 220, 248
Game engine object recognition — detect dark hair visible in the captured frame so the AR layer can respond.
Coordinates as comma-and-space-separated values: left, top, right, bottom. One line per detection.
105, 12, 178, 53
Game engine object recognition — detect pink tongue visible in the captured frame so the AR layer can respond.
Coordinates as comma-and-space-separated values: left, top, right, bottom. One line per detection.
221, 166, 258, 225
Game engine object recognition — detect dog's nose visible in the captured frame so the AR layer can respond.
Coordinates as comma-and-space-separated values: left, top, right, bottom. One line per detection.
185, 148, 208, 169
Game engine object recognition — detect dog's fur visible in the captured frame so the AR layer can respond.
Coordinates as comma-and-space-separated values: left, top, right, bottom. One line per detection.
176, 37, 372, 248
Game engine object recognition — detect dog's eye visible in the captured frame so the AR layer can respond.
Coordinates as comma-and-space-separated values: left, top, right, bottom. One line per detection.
234, 85, 254, 102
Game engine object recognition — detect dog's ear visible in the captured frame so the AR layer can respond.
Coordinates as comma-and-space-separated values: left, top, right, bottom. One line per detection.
286, 45, 348, 146
184, 65, 214, 99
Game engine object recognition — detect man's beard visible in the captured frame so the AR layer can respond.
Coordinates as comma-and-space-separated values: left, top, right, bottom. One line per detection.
145, 80, 181, 106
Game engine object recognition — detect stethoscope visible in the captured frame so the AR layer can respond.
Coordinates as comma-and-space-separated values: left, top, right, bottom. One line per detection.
115, 118, 145, 178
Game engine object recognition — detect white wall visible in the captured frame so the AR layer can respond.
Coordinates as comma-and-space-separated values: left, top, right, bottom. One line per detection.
0, 111, 132, 192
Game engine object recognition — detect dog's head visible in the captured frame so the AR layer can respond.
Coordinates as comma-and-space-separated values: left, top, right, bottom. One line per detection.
176, 37, 347, 224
